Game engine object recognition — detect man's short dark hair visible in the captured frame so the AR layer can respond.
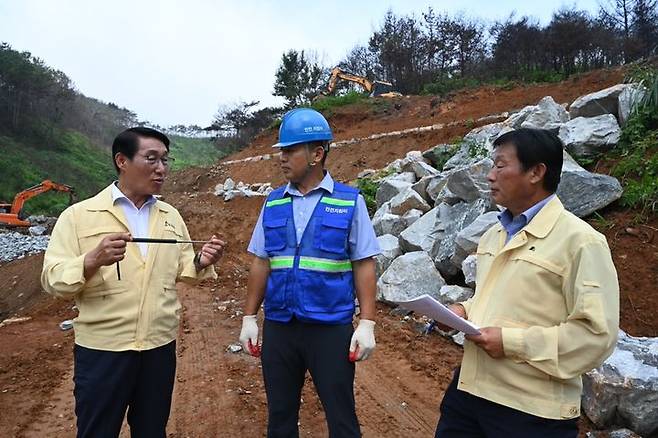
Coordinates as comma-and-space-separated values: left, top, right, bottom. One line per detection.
493, 128, 564, 192
111, 127, 170, 172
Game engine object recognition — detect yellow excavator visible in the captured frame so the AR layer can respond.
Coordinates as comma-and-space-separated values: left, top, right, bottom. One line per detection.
317, 67, 402, 99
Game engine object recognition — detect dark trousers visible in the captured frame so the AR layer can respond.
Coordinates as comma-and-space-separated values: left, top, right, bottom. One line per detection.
261, 318, 361, 438
435, 368, 578, 438
73, 341, 177, 438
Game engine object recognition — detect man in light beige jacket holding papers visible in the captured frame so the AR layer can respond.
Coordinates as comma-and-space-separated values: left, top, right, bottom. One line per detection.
434, 128, 619, 438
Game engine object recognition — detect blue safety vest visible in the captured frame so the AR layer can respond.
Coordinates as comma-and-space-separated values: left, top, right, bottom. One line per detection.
262, 182, 359, 324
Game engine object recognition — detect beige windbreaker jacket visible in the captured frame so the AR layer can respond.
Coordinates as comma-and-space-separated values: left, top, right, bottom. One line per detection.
41, 185, 216, 351
458, 196, 619, 419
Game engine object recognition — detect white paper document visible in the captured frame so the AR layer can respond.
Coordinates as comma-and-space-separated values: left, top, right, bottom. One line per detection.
392, 294, 481, 335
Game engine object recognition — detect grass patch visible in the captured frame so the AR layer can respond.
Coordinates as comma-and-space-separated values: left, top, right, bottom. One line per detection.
422, 69, 562, 97
356, 168, 397, 216
610, 67, 658, 218
612, 129, 658, 216
424, 143, 460, 170
168, 135, 224, 171
311, 91, 370, 112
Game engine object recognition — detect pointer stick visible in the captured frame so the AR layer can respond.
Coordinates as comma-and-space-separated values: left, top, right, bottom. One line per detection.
130, 237, 209, 244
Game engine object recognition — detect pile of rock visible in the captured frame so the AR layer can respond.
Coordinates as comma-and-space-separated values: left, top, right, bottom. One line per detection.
0, 231, 49, 263
373, 84, 636, 307
214, 178, 273, 201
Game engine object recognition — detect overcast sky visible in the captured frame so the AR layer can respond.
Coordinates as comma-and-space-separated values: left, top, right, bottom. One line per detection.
0, 0, 602, 128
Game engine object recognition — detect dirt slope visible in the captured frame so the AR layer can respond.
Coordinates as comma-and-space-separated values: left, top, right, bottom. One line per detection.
1, 67, 656, 437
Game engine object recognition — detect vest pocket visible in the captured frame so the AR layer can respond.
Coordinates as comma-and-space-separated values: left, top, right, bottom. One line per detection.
264, 218, 288, 252
316, 217, 350, 254
299, 273, 354, 312
264, 270, 288, 310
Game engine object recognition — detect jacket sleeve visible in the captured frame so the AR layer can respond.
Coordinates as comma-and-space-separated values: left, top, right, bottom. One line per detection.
176, 214, 217, 284
501, 239, 620, 379
41, 207, 89, 298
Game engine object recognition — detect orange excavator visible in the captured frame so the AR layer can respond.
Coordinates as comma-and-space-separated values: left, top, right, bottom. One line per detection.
0, 180, 76, 227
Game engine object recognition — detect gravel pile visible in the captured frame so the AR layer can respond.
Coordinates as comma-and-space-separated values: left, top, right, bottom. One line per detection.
0, 231, 50, 263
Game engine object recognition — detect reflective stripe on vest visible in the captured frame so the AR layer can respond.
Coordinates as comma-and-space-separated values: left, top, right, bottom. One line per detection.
298, 256, 352, 273
266, 197, 292, 208
269, 256, 294, 269
320, 197, 355, 207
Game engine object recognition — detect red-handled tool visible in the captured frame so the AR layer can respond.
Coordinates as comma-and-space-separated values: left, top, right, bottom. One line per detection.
349, 347, 359, 362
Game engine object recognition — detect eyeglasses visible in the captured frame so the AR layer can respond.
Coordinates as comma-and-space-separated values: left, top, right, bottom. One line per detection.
136, 153, 174, 168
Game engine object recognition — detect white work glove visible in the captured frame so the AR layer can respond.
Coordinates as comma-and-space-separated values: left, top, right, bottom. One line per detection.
349, 319, 376, 362
239, 315, 261, 357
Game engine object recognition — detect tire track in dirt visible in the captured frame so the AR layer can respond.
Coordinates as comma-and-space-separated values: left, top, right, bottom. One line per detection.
356, 361, 439, 437
353, 322, 456, 437
169, 281, 268, 437
14, 365, 76, 438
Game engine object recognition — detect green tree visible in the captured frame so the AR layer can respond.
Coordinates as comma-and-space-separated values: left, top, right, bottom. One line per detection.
273, 49, 325, 108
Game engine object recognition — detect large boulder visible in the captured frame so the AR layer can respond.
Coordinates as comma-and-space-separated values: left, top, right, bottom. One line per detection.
443, 123, 509, 170
412, 175, 436, 204
380, 171, 417, 184
463, 122, 507, 148
377, 251, 446, 303
426, 174, 450, 202
430, 199, 492, 278
399, 206, 441, 253
520, 96, 569, 130
462, 254, 477, 288
438, 285, 474, 305
389, 188, 431, 216
504, 105, 536, 129
453, 211, 500, 266
374, 234, 402, 277
373, 207, 425, 237
224, 178, 235, 191
402, 159, 440, 180
569, 84, 630, 119
557, 151, 623, 217
582, 330, 658, 437
402, 209, 424, 228
433, 158, 493, 205
401, 150, 424, 166
558, 114, 621, 157
376, 178, 412, 208
384, 158, 403, 174
373, 213, 407, 237
618, 85, 647, 126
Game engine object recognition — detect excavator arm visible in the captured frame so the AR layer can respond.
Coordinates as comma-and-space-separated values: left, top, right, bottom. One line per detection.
0, 180, 76, 227
324, 67, 374, 95
317, 67, 400, 100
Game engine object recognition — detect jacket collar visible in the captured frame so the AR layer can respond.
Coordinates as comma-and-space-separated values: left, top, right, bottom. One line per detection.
84, 184, 171, 213
498, 195, 563, 239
